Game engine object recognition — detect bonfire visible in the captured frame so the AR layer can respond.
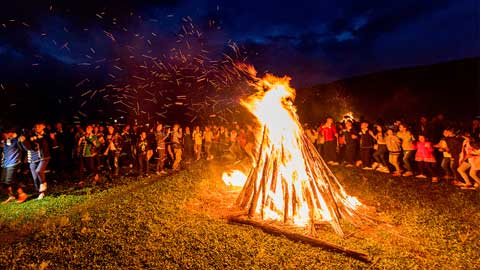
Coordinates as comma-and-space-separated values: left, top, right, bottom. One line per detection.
224, 66, 364, 237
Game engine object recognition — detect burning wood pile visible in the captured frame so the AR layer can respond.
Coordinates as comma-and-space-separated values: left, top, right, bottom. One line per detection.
223, 67, 371, 262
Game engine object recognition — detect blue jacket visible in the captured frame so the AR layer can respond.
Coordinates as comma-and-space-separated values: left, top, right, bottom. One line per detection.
2, 138, 22, 168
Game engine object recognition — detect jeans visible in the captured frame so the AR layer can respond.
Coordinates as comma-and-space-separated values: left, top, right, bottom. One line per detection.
373, 144, 388, 166
440, 157, 454, 177
107, 152, 120, 176
402, 150, 415, 172
30, 159, 49, 191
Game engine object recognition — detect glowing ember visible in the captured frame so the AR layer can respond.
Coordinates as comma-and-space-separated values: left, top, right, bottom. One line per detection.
231, 66, 363, 236
222, 170, 247, 187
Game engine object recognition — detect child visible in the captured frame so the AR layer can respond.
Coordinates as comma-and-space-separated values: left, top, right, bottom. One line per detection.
385, 129, 402, 176
415, 135, 438, 182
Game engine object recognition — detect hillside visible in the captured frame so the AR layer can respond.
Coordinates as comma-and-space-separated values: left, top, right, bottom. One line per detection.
297, 57, 480, 122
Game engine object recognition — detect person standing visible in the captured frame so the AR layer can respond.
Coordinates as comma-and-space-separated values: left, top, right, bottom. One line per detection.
397, 124, 416, 177
20, 123, 51, 199
342, 120, 359, 167
385, 128, 402, 176
104, 126, 123, 177
204, 126, 214, 160
1, 129, 27, 203
183, 126, 193, 163
154, 124, 168, 175
372, 124, 389, 173
415, 135, 439, 182
359, 121, 375, 170
193, 126, 203, 161
137, 131, 151, 177
170, 124, 183, 171
319, 117, 338, 165
78, 125, 99, 185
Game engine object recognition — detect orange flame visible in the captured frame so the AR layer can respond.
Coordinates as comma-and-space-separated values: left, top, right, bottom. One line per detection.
222, 170, 247, 187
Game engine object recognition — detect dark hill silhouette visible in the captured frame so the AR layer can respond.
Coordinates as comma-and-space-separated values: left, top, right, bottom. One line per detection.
297, 57, 480, 123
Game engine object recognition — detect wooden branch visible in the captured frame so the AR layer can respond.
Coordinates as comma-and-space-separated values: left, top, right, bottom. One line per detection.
228, 216, 372, 263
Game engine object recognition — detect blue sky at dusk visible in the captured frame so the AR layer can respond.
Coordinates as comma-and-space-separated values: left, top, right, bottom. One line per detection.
0, 0, 478, 87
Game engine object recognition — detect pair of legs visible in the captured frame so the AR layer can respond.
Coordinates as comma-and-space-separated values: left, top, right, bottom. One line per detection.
172, 148, 182, 171
156, 148, 166, 173
360, 148, 372, 168
79, 156, 98, 183
373, 144, 388, 167
107, 152, 120, 177
194, 144, 202, 160
324, 140, 337, 163
389, 153, 401, 175
457, 161, 480, 187
138, 153, 149, 176
2, 164, 27, 203
402, 150, 415, 175
30, 159, 49, 198
417, 161, 437, 178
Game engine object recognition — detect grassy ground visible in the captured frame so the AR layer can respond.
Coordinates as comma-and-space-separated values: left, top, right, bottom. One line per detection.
0, 161, 478, 270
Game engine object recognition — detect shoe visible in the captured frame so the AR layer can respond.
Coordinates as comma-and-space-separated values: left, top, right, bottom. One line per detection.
331, 162, 340, 166
37, 193, 45, 200
345, 164, 354, 168
2, 196, 16, 204
355, 160, 362, 167
380, 167, 390, 173
372, 162, 379, 170
392, 172, 402, 177
402, 171, 414, 177
431, 177, 439, 183
39, 183, 47, 192
451, 180, 464, 187
415, 174, 427, 179
16, 192, 27, 203
160, 170, 168, 175
362, 167, 373, 170
327, 161, 334, 165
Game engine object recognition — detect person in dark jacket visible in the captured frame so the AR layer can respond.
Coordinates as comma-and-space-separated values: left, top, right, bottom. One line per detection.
78, 125, 99, 184
1, 129, 27, 203
444, 128, 464, 186
359, 121, 376, 170
19, 123, 51, 199
341, 121, 359, 167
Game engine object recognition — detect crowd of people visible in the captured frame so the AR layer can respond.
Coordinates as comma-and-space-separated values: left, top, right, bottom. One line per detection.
304, 114, 480, 189
1, 113, 479, 203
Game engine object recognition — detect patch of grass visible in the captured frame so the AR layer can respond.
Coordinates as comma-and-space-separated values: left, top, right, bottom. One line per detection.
0, 162, 478, 269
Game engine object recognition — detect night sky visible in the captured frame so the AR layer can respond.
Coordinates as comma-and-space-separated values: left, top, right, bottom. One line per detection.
0, 0, 478, 124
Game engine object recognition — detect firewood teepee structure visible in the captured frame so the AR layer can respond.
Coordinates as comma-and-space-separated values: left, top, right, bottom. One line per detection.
233, 69, 363, 237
